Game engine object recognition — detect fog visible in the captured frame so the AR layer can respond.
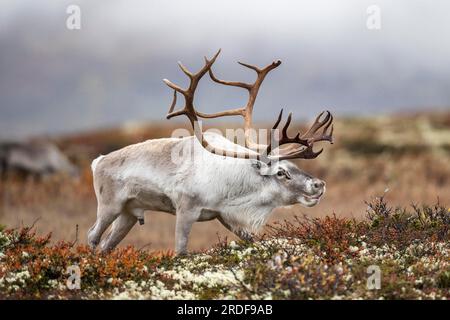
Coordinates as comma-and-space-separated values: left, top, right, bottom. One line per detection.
1, 0, 449, 138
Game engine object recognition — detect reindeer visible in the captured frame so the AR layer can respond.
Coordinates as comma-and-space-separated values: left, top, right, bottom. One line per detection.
88, 50, 334, 254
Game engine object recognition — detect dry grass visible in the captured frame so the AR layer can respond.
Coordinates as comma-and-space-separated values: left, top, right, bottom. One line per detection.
1, 111, 449, 251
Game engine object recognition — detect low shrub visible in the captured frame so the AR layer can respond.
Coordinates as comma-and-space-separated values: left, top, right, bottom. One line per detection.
0, 198, 448, 299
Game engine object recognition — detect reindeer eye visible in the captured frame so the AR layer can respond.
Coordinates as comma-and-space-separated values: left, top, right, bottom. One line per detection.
277, 170, 284, 177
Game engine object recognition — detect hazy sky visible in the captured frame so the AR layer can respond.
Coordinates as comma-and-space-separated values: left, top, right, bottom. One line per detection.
1, 0, 449, 138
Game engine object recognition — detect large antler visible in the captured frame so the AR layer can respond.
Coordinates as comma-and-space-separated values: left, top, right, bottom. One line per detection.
163, 50, 259, 160
200, 58, 281, 151
163, 50, 334, 163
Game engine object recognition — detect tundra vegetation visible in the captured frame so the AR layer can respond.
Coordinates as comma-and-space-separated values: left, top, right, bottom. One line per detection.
0, 111, 449, 299
0, 196, 448, 299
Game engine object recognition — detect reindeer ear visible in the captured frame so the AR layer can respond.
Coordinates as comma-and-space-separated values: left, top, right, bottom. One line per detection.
250, 160, 262, 170
251, 160, 275, 176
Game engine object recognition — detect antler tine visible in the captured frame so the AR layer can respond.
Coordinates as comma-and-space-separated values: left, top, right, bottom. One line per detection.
301, 110, 334, 144
195, 108, 245, 119
264, 109, 283, 156
262, 60, 282, 73
162, 79, 186, 96
194, 49, 221, 81
177, 61, 193, 78
274, 110, 310, 145
208, 65, 251, 90
318, 113, 334, 143
200, 58, 282, 151
301, 111, 330, 139
165, 88, 184, 120
167, 90, 177, 116
237, 59, 282, 74
237, 61, 261, 73
264, 109, 308, 159
328, 124, 334, 143
322, 113, 333, 133
282, 112, 293, 138
272, 109, 284, 130
264, 109, 334, 161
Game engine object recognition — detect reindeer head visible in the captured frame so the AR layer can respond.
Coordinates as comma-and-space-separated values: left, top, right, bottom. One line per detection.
163, 50, 334, 208
248, 159, 325, 207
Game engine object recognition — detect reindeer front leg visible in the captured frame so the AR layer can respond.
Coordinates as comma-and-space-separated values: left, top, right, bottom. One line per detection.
174, 197, 201, 255
175, 212, 201, 255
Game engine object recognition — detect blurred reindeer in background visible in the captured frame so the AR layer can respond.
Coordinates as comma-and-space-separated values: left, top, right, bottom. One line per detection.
89, 50, 334, 254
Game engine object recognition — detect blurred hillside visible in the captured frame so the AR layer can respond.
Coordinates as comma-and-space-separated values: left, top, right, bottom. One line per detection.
1, 111, 449, 251
2, 1, 450, 138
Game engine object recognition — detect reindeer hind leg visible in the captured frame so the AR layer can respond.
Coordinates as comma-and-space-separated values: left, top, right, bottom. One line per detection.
99, 210, 137, 253
87, 203, 122, 249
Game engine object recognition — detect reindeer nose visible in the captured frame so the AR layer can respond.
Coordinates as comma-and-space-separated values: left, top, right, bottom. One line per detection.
312, 179, 325, 192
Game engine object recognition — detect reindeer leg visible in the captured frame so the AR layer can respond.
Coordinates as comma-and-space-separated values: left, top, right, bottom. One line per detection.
100, 212, 137, 253
174, 197, 201, 255
87, 204, 121, 249
174, 212, 200, 255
